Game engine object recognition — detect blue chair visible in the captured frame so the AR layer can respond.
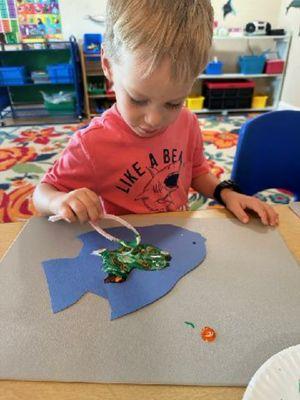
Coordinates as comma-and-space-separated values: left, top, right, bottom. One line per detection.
231, 110, 300, 201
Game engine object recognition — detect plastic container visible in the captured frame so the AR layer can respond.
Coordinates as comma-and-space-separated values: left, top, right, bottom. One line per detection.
203, 80, 255, 110
205, 61, 223, 75
0, 66, 27, 85
31, 71, 50, 84
264, 59, 284, 74
186, 96, 204, 110
238, 55, 266, 74
83, 33, 102, 54
252, 95, 268, 109
42, 91, 75, 115
46, 63, 74, 84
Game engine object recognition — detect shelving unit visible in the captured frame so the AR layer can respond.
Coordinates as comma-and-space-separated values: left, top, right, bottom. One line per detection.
0, 36, 84, 126
79, 45, 115, 119
191, 34, 292, 115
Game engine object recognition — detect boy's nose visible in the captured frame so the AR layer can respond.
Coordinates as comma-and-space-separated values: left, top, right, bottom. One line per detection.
144, 109, 163, 129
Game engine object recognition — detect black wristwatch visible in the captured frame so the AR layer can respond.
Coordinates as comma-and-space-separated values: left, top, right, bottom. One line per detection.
213, 179, 241, 206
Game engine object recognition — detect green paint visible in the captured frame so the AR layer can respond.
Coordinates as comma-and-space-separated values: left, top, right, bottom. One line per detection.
95, 240, 171, 283
184, 321, 196, 329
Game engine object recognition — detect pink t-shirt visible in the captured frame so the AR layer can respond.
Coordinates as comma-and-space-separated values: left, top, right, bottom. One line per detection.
42, 104, 209, 215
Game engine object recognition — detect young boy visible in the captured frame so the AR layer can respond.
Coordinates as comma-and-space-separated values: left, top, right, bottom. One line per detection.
33, 0, 278, 226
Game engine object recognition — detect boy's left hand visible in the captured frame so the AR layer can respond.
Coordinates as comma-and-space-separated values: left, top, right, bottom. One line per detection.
221, 189, 279, 226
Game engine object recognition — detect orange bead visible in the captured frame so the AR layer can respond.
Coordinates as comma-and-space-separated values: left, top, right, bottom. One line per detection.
201, 326, 216, 342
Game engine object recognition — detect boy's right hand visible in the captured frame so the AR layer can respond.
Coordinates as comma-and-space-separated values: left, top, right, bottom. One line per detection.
50, 188, 103, 223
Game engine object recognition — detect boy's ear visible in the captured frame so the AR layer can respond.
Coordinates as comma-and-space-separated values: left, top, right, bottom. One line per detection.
101, 46, 113, 82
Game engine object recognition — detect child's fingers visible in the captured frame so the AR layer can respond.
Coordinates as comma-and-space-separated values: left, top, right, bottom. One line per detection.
228, 203, 249, 224
60, 204, 77, 223
76, 191, 102, 222
263, 204, 279, 226
69, 198, 89, 223
84, 189, 103, 216
247, 202, 269, 225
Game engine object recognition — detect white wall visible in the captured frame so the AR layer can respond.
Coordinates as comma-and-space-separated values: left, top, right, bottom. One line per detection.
60, 0, 282, 40
59, 0, 299, 107
211, 0, 282, 28
278, 0, 300, 108
59, 0, 107, 40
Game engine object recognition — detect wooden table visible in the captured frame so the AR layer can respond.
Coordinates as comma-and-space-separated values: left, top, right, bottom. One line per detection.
0, 206, 299, 400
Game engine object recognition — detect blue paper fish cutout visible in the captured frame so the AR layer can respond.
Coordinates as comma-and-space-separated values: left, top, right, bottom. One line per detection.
42, 225, 206, 319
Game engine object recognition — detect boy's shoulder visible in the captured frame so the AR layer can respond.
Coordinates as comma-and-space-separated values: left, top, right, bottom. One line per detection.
75, 105, 121, 144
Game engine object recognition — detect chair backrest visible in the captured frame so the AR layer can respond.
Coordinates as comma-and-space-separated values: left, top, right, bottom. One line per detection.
231, 110, 300, 201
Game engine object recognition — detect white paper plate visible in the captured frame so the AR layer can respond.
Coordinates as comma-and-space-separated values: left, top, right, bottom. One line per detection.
243, 345, 300, 400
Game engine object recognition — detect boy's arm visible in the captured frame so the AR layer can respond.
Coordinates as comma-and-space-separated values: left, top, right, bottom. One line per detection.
33, 183, 102, 223
33, 130, 103, 223
191, 172, 279, 226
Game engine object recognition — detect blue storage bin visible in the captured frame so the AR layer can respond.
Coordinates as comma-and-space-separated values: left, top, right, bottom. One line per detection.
205, 61, 224, 75
83, 33, 102, 54
0, 66, 27, 85
239, 55, 266, 74
47, 63, 74, 84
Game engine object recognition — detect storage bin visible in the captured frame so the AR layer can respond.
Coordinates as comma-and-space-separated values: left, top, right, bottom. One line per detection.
0, 66, 27, 85
264, 59, 284, 74
238, 55, 266, 74
83, 34, 102, 54
186, 96, 205, 110
46, 63, 74, 84
203, 80, 255, 110
44, 98, 75, 114
205, 61, 223, 75
42, 91, 76, 115
252, 95, 268, 109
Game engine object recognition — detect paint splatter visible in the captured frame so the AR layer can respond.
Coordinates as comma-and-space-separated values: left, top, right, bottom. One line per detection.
184, 321, 196, 329
94, 240, 171, 283
201, 326, 217, 342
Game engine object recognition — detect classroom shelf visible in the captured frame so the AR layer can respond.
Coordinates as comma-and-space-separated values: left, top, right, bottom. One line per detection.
0, 36, 84, 126
189, 34, 292, 114
80, 45, 115, 118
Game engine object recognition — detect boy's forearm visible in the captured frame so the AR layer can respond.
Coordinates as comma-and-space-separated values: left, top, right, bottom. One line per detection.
33, 183, 65, 216
191, 172, 220, 199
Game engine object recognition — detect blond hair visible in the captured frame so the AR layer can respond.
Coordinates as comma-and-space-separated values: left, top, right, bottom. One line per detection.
104, 0, 214, 81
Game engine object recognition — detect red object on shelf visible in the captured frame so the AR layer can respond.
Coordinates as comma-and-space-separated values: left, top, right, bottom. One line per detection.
204, 80, 255, 89
264, 59, 285, 74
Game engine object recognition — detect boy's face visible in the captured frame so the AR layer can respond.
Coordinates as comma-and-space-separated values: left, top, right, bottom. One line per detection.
102, 50, 194, 138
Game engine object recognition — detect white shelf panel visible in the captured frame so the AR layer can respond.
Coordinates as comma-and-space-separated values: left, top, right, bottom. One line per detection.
199, 73, 282, 79
192, 107, 274, 114
213, 35, 290, 41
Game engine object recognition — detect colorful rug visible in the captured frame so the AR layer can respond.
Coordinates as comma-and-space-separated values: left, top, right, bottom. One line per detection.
0, 117, 293, 223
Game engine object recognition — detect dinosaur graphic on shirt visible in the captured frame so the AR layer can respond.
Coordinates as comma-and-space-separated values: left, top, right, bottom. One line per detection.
135, 162, 183, 212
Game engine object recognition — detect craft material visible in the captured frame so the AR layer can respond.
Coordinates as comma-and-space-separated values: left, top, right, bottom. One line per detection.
94, 240, 171, 283
42, 223, 206, 319
201, 326, 217, 342
49, 213, 141, 247
184, 321, 196, 329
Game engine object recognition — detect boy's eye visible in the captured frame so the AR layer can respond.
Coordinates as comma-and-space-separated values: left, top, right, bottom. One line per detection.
166, 102, 183, 110
130, 97, 148, 106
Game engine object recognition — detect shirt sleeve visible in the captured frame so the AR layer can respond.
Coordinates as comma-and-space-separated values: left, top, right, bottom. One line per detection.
190, 114, 210, 178
41, 131, 97, 193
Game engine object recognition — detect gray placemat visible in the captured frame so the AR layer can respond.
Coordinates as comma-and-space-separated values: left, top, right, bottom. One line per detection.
0, 216, 299, 385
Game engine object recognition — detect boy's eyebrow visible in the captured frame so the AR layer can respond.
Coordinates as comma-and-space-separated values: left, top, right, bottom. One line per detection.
127, 88, 186, 103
